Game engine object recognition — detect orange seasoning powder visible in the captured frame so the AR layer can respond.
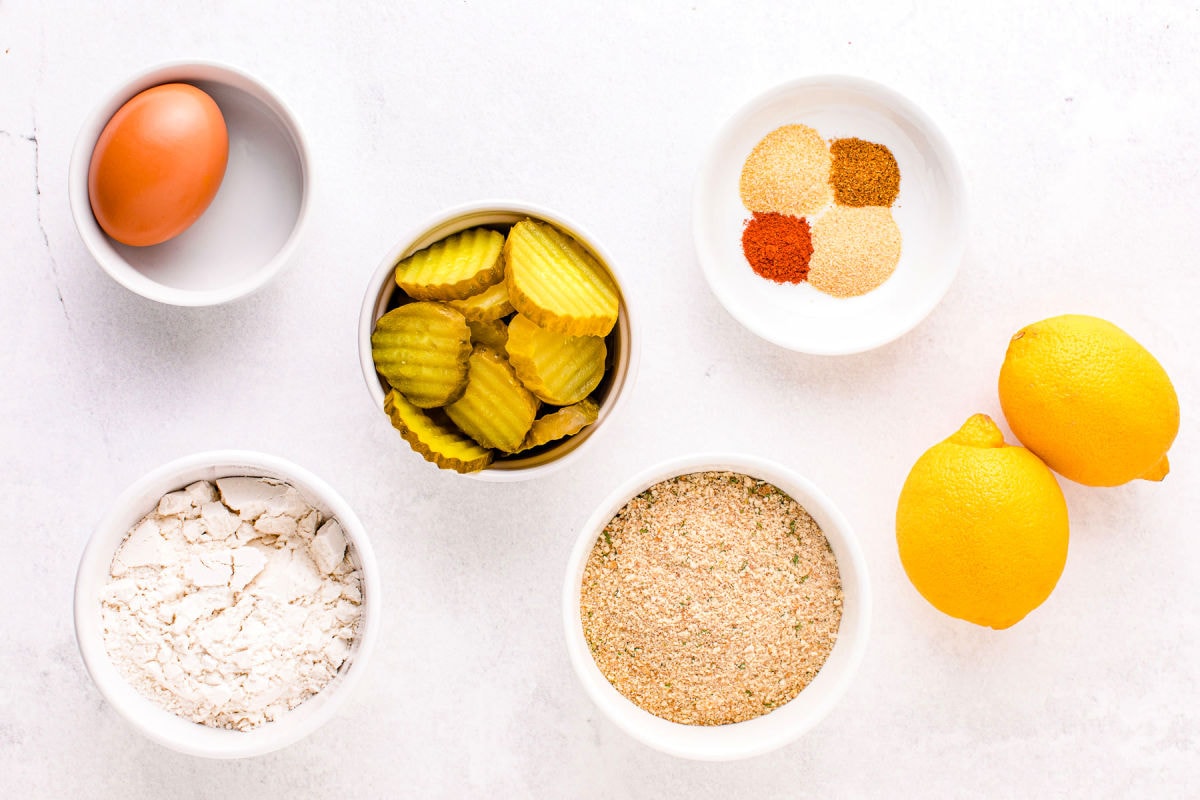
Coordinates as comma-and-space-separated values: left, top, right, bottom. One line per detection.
741, 211, 814, 284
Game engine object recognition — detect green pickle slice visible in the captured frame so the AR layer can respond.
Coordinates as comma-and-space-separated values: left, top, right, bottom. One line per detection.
504, 219, 619, 337
445, 345, 539, 453
384, 390, 493, 473
371, 302, 471, 408
395, 227, 505, 301
447, 262, 516, 322
506, 313, 606, 405
514, 398, 600, 453
467, 317, 510, 356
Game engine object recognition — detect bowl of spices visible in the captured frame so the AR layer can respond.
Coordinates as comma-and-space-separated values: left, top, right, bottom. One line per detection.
69, 61, 311, 306
74, 451, 380, 758
693, 75, 967, 354
563, 453, 871, 760
358, 200, 639, 481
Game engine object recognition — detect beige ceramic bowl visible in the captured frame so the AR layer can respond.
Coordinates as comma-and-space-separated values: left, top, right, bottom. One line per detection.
358, 201, 638, 482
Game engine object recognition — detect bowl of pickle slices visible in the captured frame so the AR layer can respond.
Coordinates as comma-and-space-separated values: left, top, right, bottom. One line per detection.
358, 201, 638, 481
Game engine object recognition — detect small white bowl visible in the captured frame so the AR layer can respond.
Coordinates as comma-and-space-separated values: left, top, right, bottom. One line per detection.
358, 200, 639, 482
69, 61, 311, 306
693, 75, 967, 354
74, 451, 380, 759
563, 453, 871, 761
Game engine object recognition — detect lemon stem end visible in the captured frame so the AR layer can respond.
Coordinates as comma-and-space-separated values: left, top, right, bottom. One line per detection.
1141, 455, 1170, 482
947, 414, 1006, 449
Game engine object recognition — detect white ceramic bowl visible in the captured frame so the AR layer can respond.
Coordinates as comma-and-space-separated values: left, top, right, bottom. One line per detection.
694, 75, 967, 354
563, 453, 871, 760
359, 200, 639, 482
69, 61, 311, 306
74, 451, 380, 758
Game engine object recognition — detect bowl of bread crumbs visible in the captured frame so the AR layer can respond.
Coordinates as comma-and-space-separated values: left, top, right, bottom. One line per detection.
74, 451, 381, 758
693, 75, 967, 354
562, 453, 871, 760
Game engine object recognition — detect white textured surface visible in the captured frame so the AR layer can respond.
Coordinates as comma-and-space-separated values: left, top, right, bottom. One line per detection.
2, 1, 1198, 796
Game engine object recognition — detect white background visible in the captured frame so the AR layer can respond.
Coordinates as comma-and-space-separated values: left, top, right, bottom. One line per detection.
2, 1, 1197, 796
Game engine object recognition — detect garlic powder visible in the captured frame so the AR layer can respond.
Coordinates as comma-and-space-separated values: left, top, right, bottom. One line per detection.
100, 477, 363, 731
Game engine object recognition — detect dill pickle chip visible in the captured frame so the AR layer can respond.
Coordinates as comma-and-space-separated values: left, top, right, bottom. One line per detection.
504, 219, 619, 336
446, 260, 515, 321
514, 398, 600, 453
506, 313, 606, 405
371, 302, 471, 408
395, 227, 505, 301
467, 317, 509, 356
384, 390, 493, 473
445, 345, 539, 453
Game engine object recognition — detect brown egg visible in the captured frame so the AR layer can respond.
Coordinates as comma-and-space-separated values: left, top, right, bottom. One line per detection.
88, 83, 229, 247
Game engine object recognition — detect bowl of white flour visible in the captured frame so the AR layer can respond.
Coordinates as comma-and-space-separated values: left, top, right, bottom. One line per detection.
74, 451, 381, 758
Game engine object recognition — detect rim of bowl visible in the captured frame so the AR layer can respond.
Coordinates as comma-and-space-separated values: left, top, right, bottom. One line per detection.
562, 452, 872, 760
357, 199, 640, 482
74, 450, 380, 758
692, 73, 969, 355
68, 60, 312, 307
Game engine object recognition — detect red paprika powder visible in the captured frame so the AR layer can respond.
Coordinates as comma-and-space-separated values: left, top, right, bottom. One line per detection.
741, 211, 813, 283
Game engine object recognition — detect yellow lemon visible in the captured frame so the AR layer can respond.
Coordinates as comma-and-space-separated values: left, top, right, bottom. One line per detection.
896, 414, 1069, 629
998, 314, 1179, 487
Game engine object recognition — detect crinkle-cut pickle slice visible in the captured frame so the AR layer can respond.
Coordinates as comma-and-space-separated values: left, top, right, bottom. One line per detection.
394, 227, 505, 301
371, 302, 471, 408
506, 313, 606, 405
514, 398, 600, 453
384, 390, 493, 473
468, 317, 509, 356
445, 345, 539, 453
504, 218, 619, 337
447, 263, 515, 322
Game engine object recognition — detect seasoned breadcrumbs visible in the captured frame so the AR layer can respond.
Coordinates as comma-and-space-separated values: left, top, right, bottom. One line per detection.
579, 471, 842, 726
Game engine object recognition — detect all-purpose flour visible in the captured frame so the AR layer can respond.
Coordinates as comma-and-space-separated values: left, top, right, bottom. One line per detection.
100, 477, 363, 730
